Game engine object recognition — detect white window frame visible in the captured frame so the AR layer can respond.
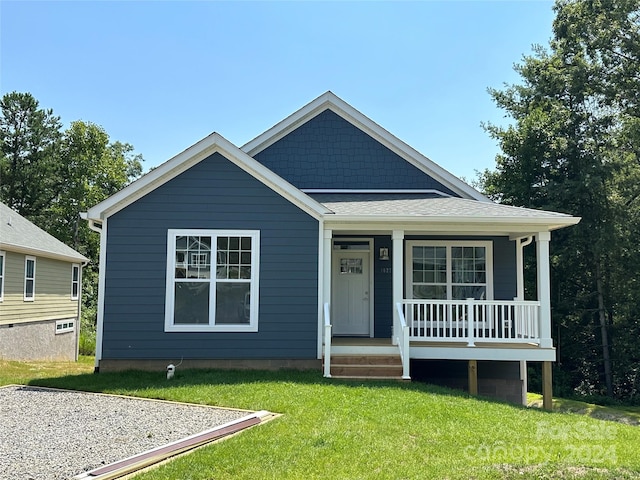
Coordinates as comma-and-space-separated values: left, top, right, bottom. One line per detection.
55, 319, 75, 334
406, 240, 493, 300
165, 229, 260, 332
0, 251, 5, 302
24, 256, 36, 302
71, 263, 80, 300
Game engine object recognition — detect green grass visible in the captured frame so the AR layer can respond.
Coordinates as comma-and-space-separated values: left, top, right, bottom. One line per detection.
0, 355, 94, 385
527, 393, 640, 426
2, 361, 640, 479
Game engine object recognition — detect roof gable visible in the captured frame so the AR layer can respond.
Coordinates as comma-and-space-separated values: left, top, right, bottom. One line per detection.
242, 91, 490, 202
251, 109, 459, 194
0, 202, 88, 262
85, 133, 331, 221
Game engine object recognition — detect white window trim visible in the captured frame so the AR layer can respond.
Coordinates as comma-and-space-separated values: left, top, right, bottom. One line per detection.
0, 250, 5, 302
405, 240, 494, 300
24, 255, 36, 302
71, 263, 80, 300
55, 319, 75, 334
164, 229, 260, 332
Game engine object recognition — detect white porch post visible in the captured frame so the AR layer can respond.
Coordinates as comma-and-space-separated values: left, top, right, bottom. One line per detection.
323, 229, 332, 317
392, 230, 404, 343
322, 229, 332, 377
536, 232, 553, 348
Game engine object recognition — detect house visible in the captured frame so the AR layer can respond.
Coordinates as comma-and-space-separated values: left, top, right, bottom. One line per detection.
0, 201, 88, 361
84, 92, 579, 406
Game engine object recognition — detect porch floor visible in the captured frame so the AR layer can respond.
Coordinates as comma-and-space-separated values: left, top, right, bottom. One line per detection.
331, 337, 393, 347
329, 336, 555, 362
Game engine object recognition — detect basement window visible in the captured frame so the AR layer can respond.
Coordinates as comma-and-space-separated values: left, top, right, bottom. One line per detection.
55, 320, 75, 334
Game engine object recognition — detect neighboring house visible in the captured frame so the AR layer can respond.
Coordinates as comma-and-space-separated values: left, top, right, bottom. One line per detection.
0, 202, 88, 361
84, 92, 579, 405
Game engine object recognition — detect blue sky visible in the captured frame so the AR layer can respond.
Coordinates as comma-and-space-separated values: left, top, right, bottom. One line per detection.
1, 1, 556, 181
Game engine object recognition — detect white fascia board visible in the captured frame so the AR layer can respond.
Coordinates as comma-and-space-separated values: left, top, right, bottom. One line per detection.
0, 243, 89, 263
242, 91, 489, 203
86, 132, 330, 221
301, 188, 452, 197
409, 346, 556, 362
323, 215, 581, 234
242, 92, 336, 154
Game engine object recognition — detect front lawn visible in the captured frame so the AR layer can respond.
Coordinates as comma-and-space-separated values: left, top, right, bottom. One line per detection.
3, 360, 640, 479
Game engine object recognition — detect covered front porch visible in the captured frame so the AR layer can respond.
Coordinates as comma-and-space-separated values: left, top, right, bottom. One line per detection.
318, 226, 558, 408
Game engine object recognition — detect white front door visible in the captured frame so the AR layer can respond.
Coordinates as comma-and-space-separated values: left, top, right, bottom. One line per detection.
332, 250, 371, 336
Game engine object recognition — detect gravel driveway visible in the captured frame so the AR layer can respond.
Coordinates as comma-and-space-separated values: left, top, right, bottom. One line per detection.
0, 385, 252, 479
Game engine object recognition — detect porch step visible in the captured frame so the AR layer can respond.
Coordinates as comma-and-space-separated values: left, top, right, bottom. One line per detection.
324, 355, 405, 380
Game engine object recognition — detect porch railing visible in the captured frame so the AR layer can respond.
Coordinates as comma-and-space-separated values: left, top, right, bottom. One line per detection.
394, 302, 411, 379
401, 299, 541, 347
323, 302, 332, 378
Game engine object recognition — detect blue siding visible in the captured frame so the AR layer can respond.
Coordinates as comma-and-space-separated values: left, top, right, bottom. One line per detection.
404, 235, 517, 300
254, 110, 459, 194
374, 235, 516, 338
103, 152, 319, 360
333, 235, 516, 339
374, 236, 393, 338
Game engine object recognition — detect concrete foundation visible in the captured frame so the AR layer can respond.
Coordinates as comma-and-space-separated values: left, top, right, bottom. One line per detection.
98, 358, 322, 373
0, 319, 77, 361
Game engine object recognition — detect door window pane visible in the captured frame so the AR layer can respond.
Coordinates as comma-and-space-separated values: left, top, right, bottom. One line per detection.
340, 258, 362, 274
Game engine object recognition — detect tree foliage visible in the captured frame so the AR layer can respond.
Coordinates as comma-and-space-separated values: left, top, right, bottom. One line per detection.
0, 92, 62, 225
0, 92, 143, 349
481, 0, 640, 400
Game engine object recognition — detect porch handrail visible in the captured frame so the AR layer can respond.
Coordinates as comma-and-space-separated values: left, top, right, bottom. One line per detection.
323, 302, 331, 378
394, 302, 411, 379
402, 299, 541, 346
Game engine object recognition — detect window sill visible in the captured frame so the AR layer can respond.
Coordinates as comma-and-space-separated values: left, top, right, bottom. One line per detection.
165, 324, 258, 333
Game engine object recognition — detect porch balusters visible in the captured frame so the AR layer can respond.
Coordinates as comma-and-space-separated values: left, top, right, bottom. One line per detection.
402, 299, 541, 345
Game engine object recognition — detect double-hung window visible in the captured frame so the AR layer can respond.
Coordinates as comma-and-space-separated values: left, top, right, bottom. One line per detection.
0, 251, 5, 302
165, 229, 259, 332
71, 264, 80, 300
407, 241, 493, 300
24, 256, 36, 301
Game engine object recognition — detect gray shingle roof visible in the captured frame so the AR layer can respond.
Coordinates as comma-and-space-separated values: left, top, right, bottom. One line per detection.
0, 202, 88, 262
309, 193, 575, 220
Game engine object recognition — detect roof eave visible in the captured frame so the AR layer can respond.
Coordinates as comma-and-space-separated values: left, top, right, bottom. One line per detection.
0, 242, 89, 263
323, 214, 581, 231
86, 133, 331, 222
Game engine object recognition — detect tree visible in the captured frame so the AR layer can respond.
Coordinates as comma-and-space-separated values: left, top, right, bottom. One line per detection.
0, 93, 144, 355
481, 0, 640, 399
50, 121, 142, 253
0, 92, 62, 225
